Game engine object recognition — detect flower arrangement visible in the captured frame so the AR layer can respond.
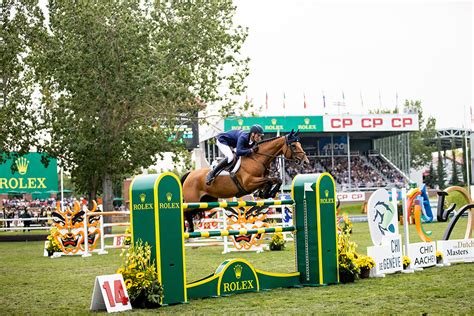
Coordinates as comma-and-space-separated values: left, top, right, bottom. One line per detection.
124, 227, 132, 246
436, 250, 443, 263
269, 232, 286, 251
46, 227, 62, 256
337, 229, 360, 282
402, 255, 411, 269
355, 255, 375, 279
338, 214, 353, 235
116, 240, 162, 308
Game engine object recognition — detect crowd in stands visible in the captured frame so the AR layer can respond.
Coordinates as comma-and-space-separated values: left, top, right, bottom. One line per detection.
283, 153, 408, 189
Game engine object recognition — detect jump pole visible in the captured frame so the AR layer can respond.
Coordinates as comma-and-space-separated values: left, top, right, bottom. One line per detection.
130, 172, 338, 306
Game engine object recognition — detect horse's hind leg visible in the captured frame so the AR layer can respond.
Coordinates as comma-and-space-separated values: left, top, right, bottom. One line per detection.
185, 212, 195, 233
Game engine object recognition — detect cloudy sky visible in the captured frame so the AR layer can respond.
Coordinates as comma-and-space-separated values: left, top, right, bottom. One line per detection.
233, 0, 472, 129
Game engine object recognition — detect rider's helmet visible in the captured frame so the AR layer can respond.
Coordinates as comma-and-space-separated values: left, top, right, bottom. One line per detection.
250, 124, 264, 135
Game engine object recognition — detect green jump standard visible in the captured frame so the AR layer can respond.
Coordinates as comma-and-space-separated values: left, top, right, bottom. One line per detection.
130, 172, 339, 306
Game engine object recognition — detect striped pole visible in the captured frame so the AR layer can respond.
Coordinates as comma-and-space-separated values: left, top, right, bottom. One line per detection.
184, 226, 295, 239
183, 199, 294, 210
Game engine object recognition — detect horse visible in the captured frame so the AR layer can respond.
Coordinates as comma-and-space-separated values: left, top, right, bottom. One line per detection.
181, 129, 309, 231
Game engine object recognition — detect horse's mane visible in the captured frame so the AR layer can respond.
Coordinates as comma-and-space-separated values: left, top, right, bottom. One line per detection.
256, 135, 284, 145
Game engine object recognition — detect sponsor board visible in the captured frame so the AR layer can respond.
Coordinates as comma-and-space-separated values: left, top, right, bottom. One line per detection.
337, 191, 365, 202
367, 235, 403, 275
437, 239, 474, 263
323, 114, 419, 132
367, 189, 399, 246
407, 242, 437, 269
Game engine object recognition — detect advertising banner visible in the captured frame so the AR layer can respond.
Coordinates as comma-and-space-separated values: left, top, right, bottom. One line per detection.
323, 114, 419, 132
407, 242, 437, 268
224, 116, 324, 132
0, 153, 58, 198
437, 239, 474, 263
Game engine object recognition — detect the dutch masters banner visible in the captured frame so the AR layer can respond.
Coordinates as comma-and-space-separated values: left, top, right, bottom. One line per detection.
0, 153, 58, 197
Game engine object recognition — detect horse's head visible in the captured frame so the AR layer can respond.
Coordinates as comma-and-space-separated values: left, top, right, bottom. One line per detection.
283, 129, 310, 167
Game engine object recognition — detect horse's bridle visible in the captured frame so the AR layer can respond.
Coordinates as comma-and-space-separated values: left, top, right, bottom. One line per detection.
250, 135, 306, 173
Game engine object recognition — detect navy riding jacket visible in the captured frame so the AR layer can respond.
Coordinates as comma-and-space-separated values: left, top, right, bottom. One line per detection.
216, 129, 253, 157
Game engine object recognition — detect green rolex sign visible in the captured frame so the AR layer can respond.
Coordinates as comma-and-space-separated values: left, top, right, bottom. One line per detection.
224, 116, 324, 132
0, 153, 58, 197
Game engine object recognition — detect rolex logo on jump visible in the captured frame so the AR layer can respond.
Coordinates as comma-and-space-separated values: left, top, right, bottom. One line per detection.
325, 190, 329, 198
16, 157, 29, 175
304, 118, 310, 125
271, 119, 277, 125
140, 193, 146, 203
238, 119, 243, 126
166, 192, 172, 202
234, 264, 243, 279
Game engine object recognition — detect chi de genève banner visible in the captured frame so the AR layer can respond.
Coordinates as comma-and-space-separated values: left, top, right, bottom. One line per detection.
224, 114, 419, 133
0, 153, 58, 198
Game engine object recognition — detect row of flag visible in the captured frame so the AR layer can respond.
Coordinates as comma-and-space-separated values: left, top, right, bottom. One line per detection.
253, 91, 401, 110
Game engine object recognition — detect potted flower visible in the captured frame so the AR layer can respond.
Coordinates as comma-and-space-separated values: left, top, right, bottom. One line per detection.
436, 250, 443, 264
338, 214, 353, 235
46, 227, 62, 256
124, 227, 132, 246
402, 255, 411, 269
269, 232, 286, 251
117, 240, 163, 308
355, 255, 375, 279
337, 231, 360, 283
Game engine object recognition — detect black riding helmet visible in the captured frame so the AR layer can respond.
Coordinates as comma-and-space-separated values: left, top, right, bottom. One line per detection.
250, 124, 264, 135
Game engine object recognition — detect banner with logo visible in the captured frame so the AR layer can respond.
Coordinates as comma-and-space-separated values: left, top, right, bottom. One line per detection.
318, 136, 348, 155
224, 116, 324, 132
437, 239, 474, 263
337, 191, 365, 202
367, 235, 403, 275
367, 189, 399, 246
323, 114, 419, 132
0, 153, 58, 198
407, 242, 437, 268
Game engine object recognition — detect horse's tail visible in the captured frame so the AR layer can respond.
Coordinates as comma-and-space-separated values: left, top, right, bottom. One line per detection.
180, 171, 191, 185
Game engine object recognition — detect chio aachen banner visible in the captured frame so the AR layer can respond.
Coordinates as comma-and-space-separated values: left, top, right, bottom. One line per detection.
0, 153, 58, 198
224, 114, 419, 133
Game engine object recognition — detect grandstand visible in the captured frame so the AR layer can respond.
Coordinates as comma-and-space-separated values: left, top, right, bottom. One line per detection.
198, 114, 419, 192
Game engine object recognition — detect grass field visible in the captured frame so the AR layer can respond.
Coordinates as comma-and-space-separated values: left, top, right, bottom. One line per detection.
0, 219, 473, 314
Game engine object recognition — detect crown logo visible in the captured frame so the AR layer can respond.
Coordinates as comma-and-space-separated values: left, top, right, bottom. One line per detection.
139, 193, 146, 203
238, 119, 243, 126
15, 157, 29, 175
234, 264, 243, 279
271, 119, 277, 125
325, 190, 329, 198
304, 118, 310, 125
166, 192, 172, 202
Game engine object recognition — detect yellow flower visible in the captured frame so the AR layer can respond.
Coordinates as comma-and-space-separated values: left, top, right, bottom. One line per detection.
129, 263, 137, 269
136, 272, 145, 279
116, 268, 124, 274
125, 279, 133, 289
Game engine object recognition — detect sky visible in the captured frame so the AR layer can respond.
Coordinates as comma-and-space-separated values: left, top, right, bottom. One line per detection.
233, 0, 472, 129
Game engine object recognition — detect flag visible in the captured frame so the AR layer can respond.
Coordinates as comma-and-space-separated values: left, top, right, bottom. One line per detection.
342, 90, 345, 102
304, 93, 307, 109
322, 91, 326, 108
360, 90, 364, 108
265, 92, 268, 110
283, 92, 286, 109
395, 91, 399, 112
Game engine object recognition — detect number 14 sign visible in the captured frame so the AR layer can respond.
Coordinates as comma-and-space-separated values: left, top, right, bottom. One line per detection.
90, 274, 132, 313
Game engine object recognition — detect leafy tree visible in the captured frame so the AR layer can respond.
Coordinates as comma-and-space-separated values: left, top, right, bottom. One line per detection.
0, 0, 44, 161
4, 1, 249, 214
450, 139, 460, 185
425, 162, 437, 188
404, 100, 437, 169
436, 142, 446, 189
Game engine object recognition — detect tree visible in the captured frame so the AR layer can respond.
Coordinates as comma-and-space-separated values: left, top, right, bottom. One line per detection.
425, 162, 437, 188
404, 100, 437, 169
436, 140, 446, 189
0, 1, 44, 162
450, 139, 460, 185
5, 1, 249, 213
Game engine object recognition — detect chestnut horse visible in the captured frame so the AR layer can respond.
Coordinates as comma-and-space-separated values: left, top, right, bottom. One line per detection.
181, 130, 309, 231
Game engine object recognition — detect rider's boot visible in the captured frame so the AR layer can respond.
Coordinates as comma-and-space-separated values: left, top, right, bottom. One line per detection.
206, 159, 230, 185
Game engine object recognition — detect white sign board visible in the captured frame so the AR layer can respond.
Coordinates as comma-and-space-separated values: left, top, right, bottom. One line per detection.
437, 239, 474, 263
337, 191, 365, 202
90, 274, 132, 313
323, 114, 419, 132
113, 236, 125, 247
367, 235, 403, 276
407, 242, 436, 268
367, 189, 399, 246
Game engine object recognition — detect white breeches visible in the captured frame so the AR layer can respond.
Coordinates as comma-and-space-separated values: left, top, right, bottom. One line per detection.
216, 140, 234, 163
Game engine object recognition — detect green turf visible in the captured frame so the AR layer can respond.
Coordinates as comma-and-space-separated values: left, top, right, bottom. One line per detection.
0, 219, 472, 314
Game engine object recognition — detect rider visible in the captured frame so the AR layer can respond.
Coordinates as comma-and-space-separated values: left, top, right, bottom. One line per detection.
206, 124, 264, 185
